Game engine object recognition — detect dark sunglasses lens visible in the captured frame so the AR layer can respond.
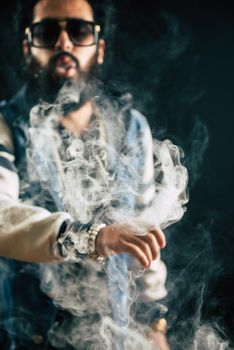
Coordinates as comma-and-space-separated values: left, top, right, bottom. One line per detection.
32, 22, 59, 47
68, 20, 96, 46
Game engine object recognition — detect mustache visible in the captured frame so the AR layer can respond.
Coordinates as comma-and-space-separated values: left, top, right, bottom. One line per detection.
48, 51, 80, 72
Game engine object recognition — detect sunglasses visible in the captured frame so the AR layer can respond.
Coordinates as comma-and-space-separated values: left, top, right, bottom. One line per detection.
25, 18, 101, 48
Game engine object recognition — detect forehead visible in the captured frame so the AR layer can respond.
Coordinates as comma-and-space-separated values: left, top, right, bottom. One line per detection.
33, 0, 94, 22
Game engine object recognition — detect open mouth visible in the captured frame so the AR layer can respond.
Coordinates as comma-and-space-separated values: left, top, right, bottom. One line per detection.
51, 53, 79, 78
55, 57, 78, 77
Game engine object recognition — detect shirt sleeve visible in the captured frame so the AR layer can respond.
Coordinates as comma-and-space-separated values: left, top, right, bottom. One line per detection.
0, 115, 70, 263
130, 109, 168, 302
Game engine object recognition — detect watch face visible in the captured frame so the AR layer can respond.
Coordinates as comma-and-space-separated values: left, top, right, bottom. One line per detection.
76, 232, 90, 254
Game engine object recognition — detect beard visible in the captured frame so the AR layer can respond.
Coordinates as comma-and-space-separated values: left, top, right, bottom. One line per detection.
25, 50, 102, 112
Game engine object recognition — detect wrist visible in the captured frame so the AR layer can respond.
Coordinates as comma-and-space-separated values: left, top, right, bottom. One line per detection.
94, 224, 108, 257
55, 220, 106, 262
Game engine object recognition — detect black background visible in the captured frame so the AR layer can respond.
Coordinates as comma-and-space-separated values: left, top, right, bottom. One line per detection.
0, 0, 233, 348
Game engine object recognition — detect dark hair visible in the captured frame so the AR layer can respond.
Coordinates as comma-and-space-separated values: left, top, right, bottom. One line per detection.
16, 0, 115, 41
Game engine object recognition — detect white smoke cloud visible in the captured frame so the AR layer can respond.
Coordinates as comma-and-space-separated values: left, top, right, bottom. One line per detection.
193, 324, 230, 350
26, 85, 188, 349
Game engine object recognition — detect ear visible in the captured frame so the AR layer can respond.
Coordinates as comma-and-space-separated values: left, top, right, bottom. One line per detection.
97, 39, 105, 65
22, 39, 31, 63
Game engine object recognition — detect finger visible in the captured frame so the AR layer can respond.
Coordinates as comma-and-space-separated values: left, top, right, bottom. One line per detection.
150, 226, 166, 248
141, 232, 160, 260
123, 242, 150, 268
125, 235, 154, 265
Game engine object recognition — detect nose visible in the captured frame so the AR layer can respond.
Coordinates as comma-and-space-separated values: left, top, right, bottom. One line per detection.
55, 29, 73, 52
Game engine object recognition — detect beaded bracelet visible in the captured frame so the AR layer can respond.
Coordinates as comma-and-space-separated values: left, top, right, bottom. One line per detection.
56, 220, 106, 262
88, 223, 106, 254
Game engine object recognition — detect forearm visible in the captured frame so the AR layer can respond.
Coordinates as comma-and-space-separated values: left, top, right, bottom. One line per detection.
0, 198, 70, 263
0, 116, 70, 263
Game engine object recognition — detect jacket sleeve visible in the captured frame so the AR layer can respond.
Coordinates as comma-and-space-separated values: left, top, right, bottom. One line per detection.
131, 109, 167, 303
0, 115, 70, 263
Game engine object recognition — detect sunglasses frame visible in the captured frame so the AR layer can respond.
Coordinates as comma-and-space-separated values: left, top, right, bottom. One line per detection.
25, 18, 101, 48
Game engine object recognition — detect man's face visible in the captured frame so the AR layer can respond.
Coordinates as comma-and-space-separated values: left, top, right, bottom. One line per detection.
24, 0, 105, 86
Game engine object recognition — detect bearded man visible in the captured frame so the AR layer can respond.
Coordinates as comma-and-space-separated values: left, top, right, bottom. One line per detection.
0, 1, 169, 349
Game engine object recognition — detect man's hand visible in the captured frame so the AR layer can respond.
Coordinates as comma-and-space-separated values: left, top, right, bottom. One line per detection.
95, 224, 166, 268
